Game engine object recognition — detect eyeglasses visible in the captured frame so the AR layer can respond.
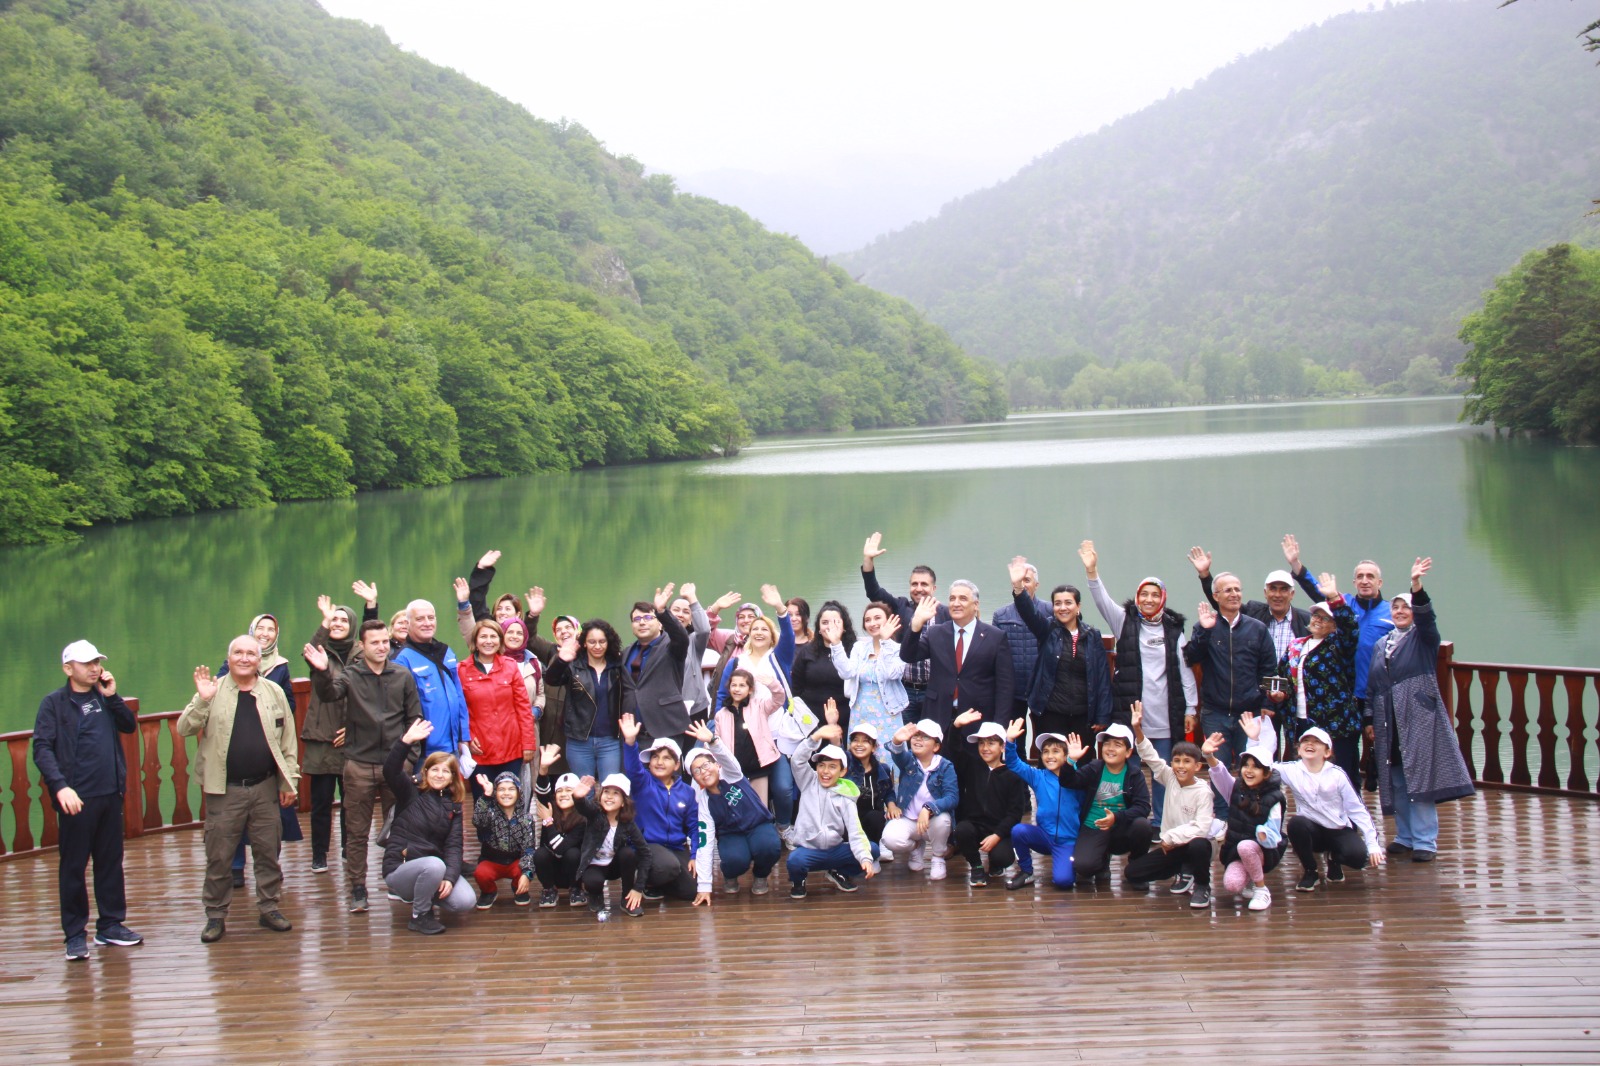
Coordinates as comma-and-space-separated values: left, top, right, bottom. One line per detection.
630, 614, 653, 624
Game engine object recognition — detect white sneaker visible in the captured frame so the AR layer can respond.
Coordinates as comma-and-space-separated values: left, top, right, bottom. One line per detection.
908, 844, 927, 872
929, 857, 947, 881
878, 850, 894, 863
1248, 885, 1273, 912
751, 875, 770, 896
723, 878, 741, 895
1241, 885, 1256, 900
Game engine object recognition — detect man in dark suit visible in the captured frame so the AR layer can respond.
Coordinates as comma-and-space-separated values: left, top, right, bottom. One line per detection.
620, 584, 692, 754
898, 579, 1014, 738
861, 531, 950, 723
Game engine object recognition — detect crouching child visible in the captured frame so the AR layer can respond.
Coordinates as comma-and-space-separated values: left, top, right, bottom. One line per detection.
1121, 702, 1215, 906
1003, 722, 1083, 890
787, 725, 878, 899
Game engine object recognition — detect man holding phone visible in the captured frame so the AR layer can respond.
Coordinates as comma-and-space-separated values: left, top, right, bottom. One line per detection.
33, 640, 144, 960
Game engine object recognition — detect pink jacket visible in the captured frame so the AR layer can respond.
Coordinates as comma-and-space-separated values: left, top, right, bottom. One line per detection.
714, 685, 780, 768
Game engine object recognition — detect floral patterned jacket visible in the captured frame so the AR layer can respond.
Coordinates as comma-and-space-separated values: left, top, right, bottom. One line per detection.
1278, 596, 1360, 739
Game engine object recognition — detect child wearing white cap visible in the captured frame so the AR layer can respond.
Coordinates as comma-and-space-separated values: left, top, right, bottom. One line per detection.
844, 723, 894, 859
620, 713, 698, 905
785, 725, 877, 898
572, 773, 652, 919
1240, 714, 1384, 892
949, 712, 1031, 887
1058, 722, 1153, 886
880, 719, 959, 880
682, 721, 781, 899
531, 772, 589, 907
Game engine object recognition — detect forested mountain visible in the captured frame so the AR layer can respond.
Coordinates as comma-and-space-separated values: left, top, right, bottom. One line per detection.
0, 0, 1004, 544
839, 0, 1600, 389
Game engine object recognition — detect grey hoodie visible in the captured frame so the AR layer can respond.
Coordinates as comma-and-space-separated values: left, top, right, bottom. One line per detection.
789, 736, 876, 872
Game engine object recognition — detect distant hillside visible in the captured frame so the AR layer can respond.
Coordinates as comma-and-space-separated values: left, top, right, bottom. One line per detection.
0, 0, 1003, 544
838, 0, 1600, 385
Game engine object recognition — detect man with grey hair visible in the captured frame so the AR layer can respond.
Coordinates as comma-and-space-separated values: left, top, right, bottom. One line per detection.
901, 578, 1014, 739
177, 634, 299, 943
393, 597, 470, 760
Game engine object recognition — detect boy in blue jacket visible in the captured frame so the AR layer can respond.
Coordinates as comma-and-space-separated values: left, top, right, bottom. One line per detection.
880, 719, 959, 880
1003, 720, 1082, 890
620, 713, 698, 903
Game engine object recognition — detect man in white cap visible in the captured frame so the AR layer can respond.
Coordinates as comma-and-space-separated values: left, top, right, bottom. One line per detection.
33, 640, 143, 960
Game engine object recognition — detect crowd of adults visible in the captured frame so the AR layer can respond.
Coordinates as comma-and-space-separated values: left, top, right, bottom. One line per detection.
34, 532, 1473, 955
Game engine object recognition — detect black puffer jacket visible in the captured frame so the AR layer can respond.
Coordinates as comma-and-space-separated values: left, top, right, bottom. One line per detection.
574, 793, 652, 879
381, 738, 464, 884
1221, 769, 1287, 867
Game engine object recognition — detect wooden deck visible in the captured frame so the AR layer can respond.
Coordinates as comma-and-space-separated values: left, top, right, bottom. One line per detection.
3, 789, 1599, 1064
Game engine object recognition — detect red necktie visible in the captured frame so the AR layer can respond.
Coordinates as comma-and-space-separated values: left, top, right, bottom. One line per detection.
954, 628, 965, 704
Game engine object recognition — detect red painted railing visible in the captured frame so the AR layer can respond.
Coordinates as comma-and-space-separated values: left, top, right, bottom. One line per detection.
5, 648, 1598, 859
1, 680, 313, 861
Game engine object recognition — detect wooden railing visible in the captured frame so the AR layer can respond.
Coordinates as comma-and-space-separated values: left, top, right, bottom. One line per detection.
6, 647, 1599, 858
2, 679, 313, 861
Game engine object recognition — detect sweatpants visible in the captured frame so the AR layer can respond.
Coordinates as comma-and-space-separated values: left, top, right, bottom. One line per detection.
580, 849, 640, 900
472, 859, 524, 893
952, 820, 1018, 874
55, 792, 127, 939
1286, 815, 1369, 872
1071, 816, 1152, 880
1222, 839, 1283, 893
1010, 823, 1077, 888
880, 812, 952, 860
643, 844, 698, 899
532, 844, 582, 889
1124, 837, 1213, 888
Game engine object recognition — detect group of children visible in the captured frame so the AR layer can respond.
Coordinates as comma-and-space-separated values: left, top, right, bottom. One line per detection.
450, 692, 1384, 929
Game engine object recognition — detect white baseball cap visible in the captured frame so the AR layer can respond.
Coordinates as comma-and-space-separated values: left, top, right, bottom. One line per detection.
966, 722, 1009, 744
1035, 732, 1068, 750
1264, 570, 1295, 588
912, 718, 944, 743
848, 722, 880, 743
685, 747, 717, 773
553, 773, 581, 792
599, 773, 632, 796
1298, 727, 1334, 750
61, 640, 106, 664
639, 737, 682, 763
1097, 723, 1136, 749
811, 744, 848, 765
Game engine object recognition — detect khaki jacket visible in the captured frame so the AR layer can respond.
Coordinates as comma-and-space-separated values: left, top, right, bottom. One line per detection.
177, 674, 300, 795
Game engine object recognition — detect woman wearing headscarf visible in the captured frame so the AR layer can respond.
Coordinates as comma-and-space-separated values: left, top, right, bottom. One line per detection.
301, 595, 358, 874
1366, 557, 1473, 863
1079, 541, 1198, 826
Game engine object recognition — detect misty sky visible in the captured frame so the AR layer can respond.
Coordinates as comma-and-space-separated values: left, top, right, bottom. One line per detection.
317, 0, 1401, 251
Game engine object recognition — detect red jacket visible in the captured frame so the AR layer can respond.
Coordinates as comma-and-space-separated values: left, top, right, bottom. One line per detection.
458, 655, 535, 765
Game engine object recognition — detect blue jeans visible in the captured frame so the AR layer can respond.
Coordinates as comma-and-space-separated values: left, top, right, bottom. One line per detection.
717, 822, 782, 879
1389, 763, 1439, 851
1011, 823, 1077, 887
786, 842, 864, 885
768, 754, 798, 828
1201, 709, 1248, 816
564, 736, 622, 782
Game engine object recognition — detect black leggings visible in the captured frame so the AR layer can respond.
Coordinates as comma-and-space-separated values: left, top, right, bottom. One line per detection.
309, 773, 344, 864
952, 821, 1018, 872
1124, 837, 1213, 888
532, 844, 582, 889
580, 849, 639, 897
1286, 815, 1368, 872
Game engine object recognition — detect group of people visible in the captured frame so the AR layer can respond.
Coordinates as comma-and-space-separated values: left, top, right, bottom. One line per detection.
33, 532, 1474, 956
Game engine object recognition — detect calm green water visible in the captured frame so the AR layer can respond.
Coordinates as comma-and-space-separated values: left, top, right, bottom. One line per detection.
5, 397, 1597, 733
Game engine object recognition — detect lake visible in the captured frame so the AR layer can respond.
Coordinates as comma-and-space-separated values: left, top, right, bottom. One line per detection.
4, 396, 1597, 733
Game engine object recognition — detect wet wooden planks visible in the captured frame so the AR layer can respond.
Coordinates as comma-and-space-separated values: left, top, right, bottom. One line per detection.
1, 790, 1598, 1064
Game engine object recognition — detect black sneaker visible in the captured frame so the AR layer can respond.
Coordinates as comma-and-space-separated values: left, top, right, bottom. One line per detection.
200, 919, 226, 943
538, 888, 559, 908
789, 879, 808, 899
1169, 874, 1195, 895
1295, 871, 1321, 893
65, 934, 88, 961
1096, 870, 1111, 885
349, 886, 369, 913
1385, 841, 1412, 858
1189, 886, 1212, 909
94, 923, 143, 947
258, 910, 292, 933
825, 869, 859, 893
967, 867, 988, 888
1411, 849, 1436, 863
1005, 870, 1035, 891
310, 858, 329, 874
231, 869, 245, 889
570, 887, 589, 908
408, 911, 445, 935
1325, 858, 1345, 883
586, 890, 604, 913
475, 890, 497, 910
513, 889, 532, 907
642, 887, 664, 902
623, 900, 644, 917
